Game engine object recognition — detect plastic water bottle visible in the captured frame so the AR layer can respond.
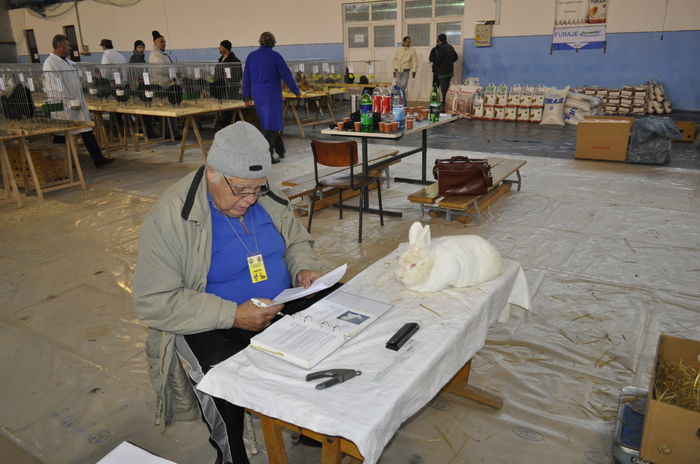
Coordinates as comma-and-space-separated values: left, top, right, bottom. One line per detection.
429, 86, 441, 122
360, 90, 373, 132
391, 85, 405, 130
372, 86, 382, 113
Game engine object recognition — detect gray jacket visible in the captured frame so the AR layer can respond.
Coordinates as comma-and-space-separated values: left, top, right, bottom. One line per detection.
134, 166, 322, 426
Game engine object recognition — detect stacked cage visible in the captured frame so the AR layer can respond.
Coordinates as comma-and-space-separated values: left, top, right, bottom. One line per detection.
0, 63, 90, 135
77, 62, 243, 110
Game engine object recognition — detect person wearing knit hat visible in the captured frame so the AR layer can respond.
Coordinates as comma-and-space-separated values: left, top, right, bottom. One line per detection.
134, 120, 331, 464
148, 29, 172, 64
129, 39, 146, 63
217, 39, 240, 64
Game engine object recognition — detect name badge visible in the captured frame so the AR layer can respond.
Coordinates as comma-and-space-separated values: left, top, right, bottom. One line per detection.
247, 254, 268, 283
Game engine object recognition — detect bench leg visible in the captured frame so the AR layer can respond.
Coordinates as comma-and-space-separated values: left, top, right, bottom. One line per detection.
383, 166, 391, 189
473, 199, 481, 225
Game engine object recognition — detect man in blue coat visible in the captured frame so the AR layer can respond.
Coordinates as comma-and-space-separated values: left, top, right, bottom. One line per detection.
242, 32, 300, 164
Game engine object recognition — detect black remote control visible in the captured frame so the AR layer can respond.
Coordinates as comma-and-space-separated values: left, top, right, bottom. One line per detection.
386, 322, 419, 351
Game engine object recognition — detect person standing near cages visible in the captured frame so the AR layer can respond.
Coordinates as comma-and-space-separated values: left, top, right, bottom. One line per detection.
392, 36, 417, 102
242, 32, 300, 164
43, 34, 114, 168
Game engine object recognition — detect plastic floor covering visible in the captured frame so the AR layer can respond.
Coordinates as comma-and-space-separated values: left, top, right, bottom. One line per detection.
0, 122, 698, 464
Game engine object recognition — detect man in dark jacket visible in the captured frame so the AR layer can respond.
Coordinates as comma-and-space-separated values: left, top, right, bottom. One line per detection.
218, 40, 240, 63
429, 33, 458, 109
129, 40, 146, 63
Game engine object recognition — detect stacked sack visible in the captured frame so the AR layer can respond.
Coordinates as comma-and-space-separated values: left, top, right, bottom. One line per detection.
444, 82, 482, 117
505, 84, 521, 121
563, 90, 603, 125
472, 82, 545, 123
540, 86, 570, 126
494, 83, 509, 121
517, 85, 534, 122
647, 79, 672, 114
530, 85, 545, 123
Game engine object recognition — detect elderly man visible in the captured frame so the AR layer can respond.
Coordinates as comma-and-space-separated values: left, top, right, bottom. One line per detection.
134, 122, 332, 464
242, 31, 300, 164
99, 39, 127, 64
43, 34, 113, 168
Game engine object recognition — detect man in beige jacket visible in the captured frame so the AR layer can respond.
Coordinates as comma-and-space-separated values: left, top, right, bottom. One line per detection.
392, 36, 418, 101
134, 122, 334, 464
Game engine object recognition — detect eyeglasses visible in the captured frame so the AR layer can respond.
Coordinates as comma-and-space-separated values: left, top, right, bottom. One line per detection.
223, 176, 270, 198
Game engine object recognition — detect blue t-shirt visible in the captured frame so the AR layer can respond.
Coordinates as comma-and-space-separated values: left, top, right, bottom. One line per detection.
206, 197, 291, 304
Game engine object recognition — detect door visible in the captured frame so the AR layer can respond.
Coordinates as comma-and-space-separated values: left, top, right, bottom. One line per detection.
62, 25, 81, 62
343, 2, 397, 84
25, 29, 40, 63
404, 0, 464, 102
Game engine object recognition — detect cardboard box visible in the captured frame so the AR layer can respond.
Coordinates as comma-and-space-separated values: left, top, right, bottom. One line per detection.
575, 116, 634, 161
640, 335, 700, 464
674, 121, 696, 142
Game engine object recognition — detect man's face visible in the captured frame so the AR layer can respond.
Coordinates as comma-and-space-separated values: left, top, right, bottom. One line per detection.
219, 45, 227, 55
56, 40, 71, 58
155, 37, 166, 51
136, 45, 145, 53
208, 169, 267, 218
403, 38, 411, 47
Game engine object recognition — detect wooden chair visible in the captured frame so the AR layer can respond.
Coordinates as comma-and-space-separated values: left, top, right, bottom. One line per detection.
308, 139, 384, 243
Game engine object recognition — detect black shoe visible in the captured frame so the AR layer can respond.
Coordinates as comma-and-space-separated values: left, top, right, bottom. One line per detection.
94, 158, 115, 168
278, 152, 285, 159
271, 155, 281, 164
298, 434, 322, 448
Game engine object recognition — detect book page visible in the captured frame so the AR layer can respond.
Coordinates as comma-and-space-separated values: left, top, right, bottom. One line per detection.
250, 316, 345, 369
272, 264, 347, 304
298, 291, 393, 338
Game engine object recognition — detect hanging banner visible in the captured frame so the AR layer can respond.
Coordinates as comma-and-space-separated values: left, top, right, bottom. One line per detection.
552, 24, 606, 51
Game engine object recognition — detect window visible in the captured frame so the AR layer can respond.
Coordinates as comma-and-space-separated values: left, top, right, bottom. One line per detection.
407, 23, 431, 46
344, 3, 370, 22
405, 0, 432, 18
374, 25, 395, 47
348, 27, 369, 48
435, 0, 464, 17
371, 2, 397, 20
25, 29, 40, 63
437, 21, 461, 45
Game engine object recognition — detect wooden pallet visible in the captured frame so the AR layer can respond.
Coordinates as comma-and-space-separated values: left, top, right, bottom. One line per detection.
407, 157, 526, 224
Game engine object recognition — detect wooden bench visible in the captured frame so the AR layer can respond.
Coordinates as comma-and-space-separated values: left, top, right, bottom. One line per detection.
281, 150, 400, 216
408, 157, 526, 225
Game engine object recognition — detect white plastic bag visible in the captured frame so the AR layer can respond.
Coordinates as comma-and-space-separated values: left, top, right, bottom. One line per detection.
540, 86, 570, 126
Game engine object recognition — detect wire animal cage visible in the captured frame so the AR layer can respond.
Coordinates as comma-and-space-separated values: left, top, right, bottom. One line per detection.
76, 62, 244, 110
0, 64, 90, 135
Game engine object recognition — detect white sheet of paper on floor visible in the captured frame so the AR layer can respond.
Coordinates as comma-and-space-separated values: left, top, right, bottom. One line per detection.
96, 442, 176, 464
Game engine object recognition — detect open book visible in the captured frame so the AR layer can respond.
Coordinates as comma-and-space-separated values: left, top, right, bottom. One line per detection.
250, 290, 393, 369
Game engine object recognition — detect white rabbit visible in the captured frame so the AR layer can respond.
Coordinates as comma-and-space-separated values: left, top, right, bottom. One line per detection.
395, 222, 504, 292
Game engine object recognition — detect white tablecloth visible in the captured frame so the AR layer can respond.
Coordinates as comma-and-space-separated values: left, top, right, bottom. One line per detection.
198, 250, 531, 464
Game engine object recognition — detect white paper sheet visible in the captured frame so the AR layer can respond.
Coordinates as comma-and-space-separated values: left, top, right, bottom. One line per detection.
96, 442, 176, 464
272, 263, 347, 304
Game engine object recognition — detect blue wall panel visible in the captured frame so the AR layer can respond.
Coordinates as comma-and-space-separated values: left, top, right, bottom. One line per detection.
462, 30, 700, 110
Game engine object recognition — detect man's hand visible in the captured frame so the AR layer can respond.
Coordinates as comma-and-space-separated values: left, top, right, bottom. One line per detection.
244, 100, 253, 107
412, 72, 416, 79
234, 298, 283, 331
296, 269, 322, 288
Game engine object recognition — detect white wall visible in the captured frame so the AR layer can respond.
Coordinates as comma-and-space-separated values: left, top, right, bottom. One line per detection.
8, 0, 700, 57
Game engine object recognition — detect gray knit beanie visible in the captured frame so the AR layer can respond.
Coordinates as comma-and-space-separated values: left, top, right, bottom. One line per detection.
207, 122, 271, 179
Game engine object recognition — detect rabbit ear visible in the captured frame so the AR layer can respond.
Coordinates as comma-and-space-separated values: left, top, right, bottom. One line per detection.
408, 222, 423, 245
418, 224, 431, 250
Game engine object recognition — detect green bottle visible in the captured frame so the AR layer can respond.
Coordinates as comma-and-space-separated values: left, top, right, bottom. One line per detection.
360, 90, 373, 132
429, 86, 440, 122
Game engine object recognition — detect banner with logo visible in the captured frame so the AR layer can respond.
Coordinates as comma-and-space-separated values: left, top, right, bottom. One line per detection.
552, 24, 606, 51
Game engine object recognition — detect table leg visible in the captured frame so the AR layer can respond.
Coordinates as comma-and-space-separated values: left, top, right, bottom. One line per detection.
325, 95, 336, 122
0, 141, 22, 207
320, 436, 342, 464
189, 115, 207, 158
289, 101, 305, 138
443, 360, 503, 409
66, 134, 86, 190
259, 415, 289, 464
178, 117, 191, 162
18, 138, 43, 200
393, 130, 432, 185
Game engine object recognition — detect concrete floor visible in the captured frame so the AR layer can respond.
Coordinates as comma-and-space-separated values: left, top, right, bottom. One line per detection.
1, 111, 699, 464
